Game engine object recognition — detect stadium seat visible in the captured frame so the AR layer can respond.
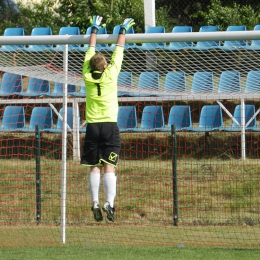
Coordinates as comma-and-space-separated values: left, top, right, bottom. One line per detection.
26, 27, 53, 52
53, 27, 81, 51
245, 24, 260, 50
132, 105, 164, 132
138, 71, 160, 91
44, 107, 78, 133
117, 72, 134, 97
16, 77, 50, 97
117, 106, 138, 132
108, 25, 136, 51
70, 86, 86, 97
192, 25, 220, 50
224, 104, 256, 132
217, 70, 241, 93
219, 25, 248, 50
137, 26, 166, 50
163, 71, 187, 92
0, 27, 25, 52
0, 72, 23, 97
244, 70, 260, 93
185, 105, 223, 132
43, 81, 76, 97
0, 106, 25, 131
158, 105, 192, 132
190, 71, 214, 93
79, 26, 109, 52
164, 26, 193, 50
22, 107, 53, 132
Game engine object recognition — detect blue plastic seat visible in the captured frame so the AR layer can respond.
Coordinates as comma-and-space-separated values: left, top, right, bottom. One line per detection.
220, 25, 248, 50
185, 105, 223, 132
117, 72, 134, 96
53, 27, 80, 51
0, 106, 25, 131
137, 26, 166, 50
43, 81, 76, 97
190, 71, 214, 93
224, 105, 256, 132
0, 28, 25, 52
26, 27, 53, 52
193, 25, 220, 50
16, 77, 50, 97
165, 26, 193, 50
70, 86, 86, 97
158, 105, 192, 132
245, 25, 260, 50
22, 107, 53, 132
44, 107, 77, 133
138, 71, 160, 91
163, 71, 186, 92
218, 70, 241, 93
117, 106, 138, 132
244, 70, 260, 93
80, 26, 108, 52
108, 25, 136, 51
132, 105, 164, 132
0, 72, 23, 97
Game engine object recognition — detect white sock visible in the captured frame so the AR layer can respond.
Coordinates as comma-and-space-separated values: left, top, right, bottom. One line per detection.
103, 172, 117, 208
89, 171, 100, 204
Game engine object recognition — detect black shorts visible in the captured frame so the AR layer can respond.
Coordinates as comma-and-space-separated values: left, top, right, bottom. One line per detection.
81, 122, 121, 167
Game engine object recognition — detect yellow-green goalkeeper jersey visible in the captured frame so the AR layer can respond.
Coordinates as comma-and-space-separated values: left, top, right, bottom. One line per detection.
82, 46, 124, 123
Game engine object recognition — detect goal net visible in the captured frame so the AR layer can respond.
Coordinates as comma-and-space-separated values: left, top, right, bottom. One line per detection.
0, 30, 260, 248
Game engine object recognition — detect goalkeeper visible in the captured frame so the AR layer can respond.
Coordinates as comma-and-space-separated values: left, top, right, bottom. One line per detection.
81, 15, 135, 222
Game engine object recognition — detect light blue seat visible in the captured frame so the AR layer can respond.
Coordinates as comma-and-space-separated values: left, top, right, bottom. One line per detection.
44, 107, 78, 133
245, 25, 260, 50
219, 25, 248, 50
164, 26, 193, 50
70, 86, 86, 97
108, 25, 136, 51
22, 107, 53, 132
26, 27, 53, 52
193, 25, 220, 50
43, 82, 76, 97
0, 28, 25, 52
16, 77, 50, 97
117, 106, 138, 132
138, 71, 160, 91
190, 71, 214, 93
137, 26, 166, 50
132, 105, 164, 132
218, 70, 241, 93
224, 104, 256, 132
80, 26, 108, 52
52, 27, 80, 51
0, 72, 23, 97
244, 70, 260, 93
0, 106, 25, 132
163, 71, 186, 92
158, 105, 192, 132
185, 105, 223, 132
117, 72, 133, 97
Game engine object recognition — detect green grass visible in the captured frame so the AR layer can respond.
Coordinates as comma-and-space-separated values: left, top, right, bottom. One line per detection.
1, 245, 260, 260
1, 152, 260, 248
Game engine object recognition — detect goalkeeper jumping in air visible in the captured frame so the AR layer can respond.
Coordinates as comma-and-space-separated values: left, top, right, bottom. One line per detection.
81, 15, 135, 222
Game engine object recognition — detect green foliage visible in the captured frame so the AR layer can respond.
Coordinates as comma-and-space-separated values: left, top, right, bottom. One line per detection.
201, 0, 260, 30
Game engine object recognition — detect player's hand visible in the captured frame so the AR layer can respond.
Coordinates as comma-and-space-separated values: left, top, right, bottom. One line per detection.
91, 15, 103, 30
120, 18, 135, 33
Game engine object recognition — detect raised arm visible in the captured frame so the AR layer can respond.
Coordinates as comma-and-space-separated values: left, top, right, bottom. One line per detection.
116, 18, 135, 47
89, 15, 104, 47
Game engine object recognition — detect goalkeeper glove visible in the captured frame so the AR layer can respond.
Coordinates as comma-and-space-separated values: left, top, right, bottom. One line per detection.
119, 18, 135, 34
90, 15, 104, 34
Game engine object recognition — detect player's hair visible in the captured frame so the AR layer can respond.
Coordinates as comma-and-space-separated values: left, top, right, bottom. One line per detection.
89, 53, 106, 72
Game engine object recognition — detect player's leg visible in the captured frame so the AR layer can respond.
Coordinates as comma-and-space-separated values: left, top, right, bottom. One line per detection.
81, 123, 103, 222
89, 166, 103, 222
99, 123, 121, 222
